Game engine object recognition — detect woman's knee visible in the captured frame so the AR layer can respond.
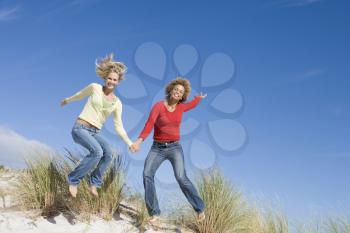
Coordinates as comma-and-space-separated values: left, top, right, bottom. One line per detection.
143, 168, 155, 180
175, 172, 189, 184
102, 145, 113, 160
88, 146, 104, 159
97, 138, 113, 158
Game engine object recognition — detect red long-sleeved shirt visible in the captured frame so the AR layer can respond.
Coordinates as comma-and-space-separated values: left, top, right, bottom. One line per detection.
139, 96, 201, 141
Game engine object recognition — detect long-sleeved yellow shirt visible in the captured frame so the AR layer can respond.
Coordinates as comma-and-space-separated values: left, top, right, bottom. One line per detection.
64, 83, 132, 146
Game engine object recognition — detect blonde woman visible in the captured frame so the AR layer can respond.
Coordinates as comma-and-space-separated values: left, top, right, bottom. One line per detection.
132, 77, 206, 223
61, 54, 135, 198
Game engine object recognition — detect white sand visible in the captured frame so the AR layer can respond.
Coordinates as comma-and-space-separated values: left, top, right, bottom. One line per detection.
0, 208, 188, 233
0, 211, 140, 233
0, 169, 191, 233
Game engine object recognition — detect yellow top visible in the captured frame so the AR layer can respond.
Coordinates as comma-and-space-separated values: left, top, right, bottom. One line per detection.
64, 83, 132, 146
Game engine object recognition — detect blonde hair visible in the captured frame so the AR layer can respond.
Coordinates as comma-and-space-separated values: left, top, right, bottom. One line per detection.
95, 53, 127, 80
165, 77, 191, 103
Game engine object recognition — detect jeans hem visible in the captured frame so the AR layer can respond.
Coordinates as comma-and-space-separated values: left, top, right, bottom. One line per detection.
195, 208, 205, 214
67, 181, 79, 186
89, 182, 102, 188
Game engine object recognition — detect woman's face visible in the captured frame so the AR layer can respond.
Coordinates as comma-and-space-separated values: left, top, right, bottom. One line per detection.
104, 72, 119, 90
170, 84, 185, 102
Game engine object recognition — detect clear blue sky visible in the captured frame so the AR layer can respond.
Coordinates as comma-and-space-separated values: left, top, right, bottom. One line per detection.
1, 0, 349, 221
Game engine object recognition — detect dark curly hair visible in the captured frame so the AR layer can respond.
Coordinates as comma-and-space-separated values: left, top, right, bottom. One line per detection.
165, 77, 191, 103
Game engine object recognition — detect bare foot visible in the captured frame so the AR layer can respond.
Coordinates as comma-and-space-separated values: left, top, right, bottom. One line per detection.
149, 215, 160, 224
89, 186, 99, 197
197, 212, 205, 222
69, 185, 77, 198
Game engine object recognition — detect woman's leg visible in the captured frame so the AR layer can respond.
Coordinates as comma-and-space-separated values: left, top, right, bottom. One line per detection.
89, 133, 113, 188
68, 125, 104, 186
167, 144, 205, 214
143, 145, 166, 216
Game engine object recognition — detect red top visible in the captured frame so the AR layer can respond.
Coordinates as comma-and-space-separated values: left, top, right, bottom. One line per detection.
139, 96, 201, 141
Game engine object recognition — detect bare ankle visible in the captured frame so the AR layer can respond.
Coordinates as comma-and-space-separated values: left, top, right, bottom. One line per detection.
69, 185, 78, 198
89, 186, 99, 197
149, 215, 160, 223
197, 211, 205, 222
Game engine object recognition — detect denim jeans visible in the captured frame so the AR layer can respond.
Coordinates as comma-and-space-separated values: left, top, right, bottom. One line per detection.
143, 141, 205, 216
67, 122, 113, 187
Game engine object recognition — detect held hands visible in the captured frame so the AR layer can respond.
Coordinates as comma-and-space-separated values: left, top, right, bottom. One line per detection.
129, 144, 138, 153
129, 138, 143, 153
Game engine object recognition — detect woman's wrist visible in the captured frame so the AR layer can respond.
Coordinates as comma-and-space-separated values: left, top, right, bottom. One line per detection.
136, 138, 143, 144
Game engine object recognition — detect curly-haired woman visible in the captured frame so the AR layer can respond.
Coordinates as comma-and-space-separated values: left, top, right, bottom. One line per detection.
132, 77, 206, 223
61, 54, 134, 198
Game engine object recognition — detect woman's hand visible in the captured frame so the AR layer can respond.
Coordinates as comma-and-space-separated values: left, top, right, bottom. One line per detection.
129, 138, 143, 153
129, 145, 137, 153
60, 99, 68, 107
198, 92, 207, 99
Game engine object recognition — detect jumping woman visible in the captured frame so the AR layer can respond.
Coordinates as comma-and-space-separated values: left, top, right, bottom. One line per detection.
132, 77, 206, 223
61, 54, 135, 198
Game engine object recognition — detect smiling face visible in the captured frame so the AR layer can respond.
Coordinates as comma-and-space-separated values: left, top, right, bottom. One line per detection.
104, 72, 120, 90
170, 84, 185, 102
165, 78, 191, 103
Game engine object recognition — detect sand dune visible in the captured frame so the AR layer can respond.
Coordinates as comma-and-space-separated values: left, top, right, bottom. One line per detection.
0, 168, 191, 233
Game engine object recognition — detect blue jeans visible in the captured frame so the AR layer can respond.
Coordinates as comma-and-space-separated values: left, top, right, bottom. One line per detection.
143, 141, 205, 216
67, 122, 113, 187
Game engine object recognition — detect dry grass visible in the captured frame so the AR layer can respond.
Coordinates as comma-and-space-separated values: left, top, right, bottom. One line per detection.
121, 192, 149, 232
172, 170, 291, 233
13, 149, 127, 222
171, 170, 350, 233
7, 155, 350, 232
0, 187, 6, 208
324, 217, 350, 233
14, 154, 67, 213
173, 170, 256, 233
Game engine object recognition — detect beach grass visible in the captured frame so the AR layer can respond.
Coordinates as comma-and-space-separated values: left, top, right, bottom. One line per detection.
10, 154, 350, 232
13, 149, 127, 221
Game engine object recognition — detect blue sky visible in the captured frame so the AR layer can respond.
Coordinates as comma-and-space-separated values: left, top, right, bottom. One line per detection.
1, 0, 349, 222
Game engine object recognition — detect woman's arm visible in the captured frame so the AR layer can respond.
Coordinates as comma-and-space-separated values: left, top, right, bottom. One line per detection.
131, 103, 161, 151
182, 93, 207, 112
60, 83, 96, 106
113, 100, 133, 147
138, 102, 161, 140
